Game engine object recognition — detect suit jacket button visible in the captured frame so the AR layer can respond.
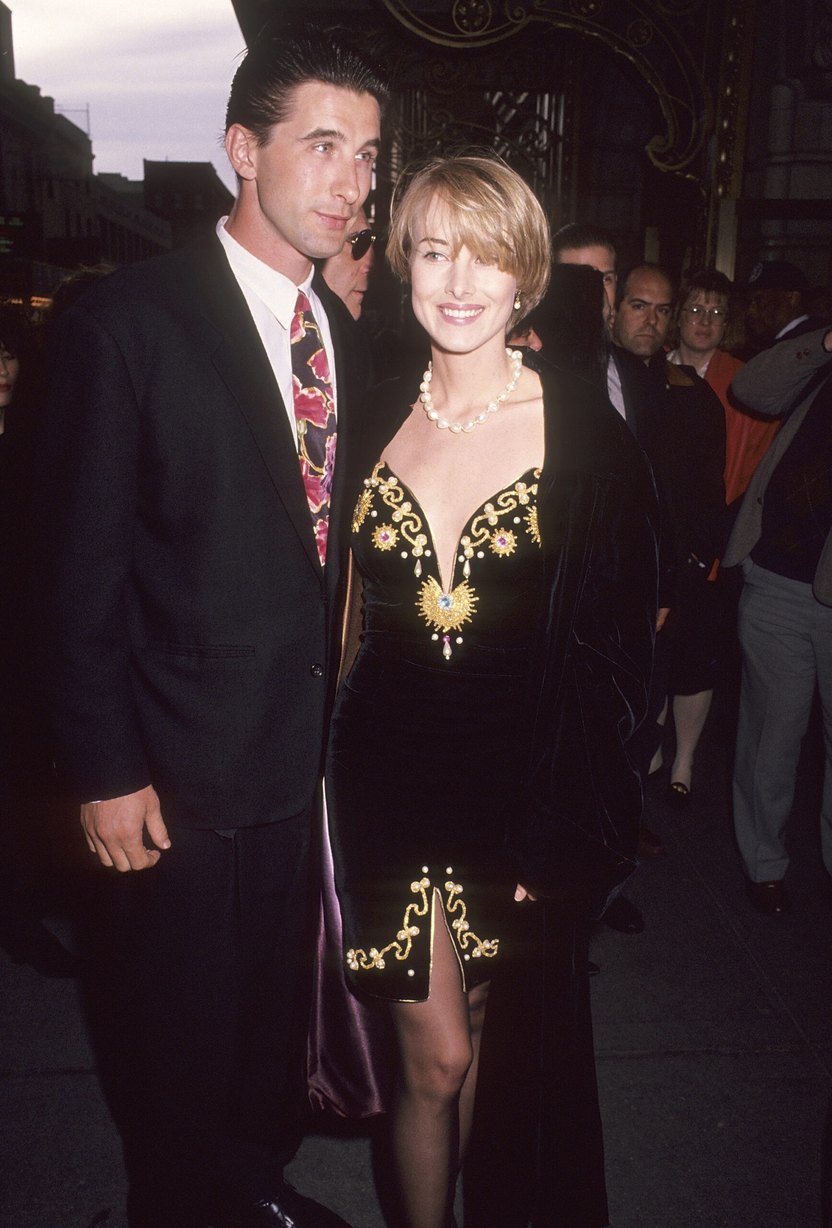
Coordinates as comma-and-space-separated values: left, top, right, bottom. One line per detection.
310, 663, 324, 678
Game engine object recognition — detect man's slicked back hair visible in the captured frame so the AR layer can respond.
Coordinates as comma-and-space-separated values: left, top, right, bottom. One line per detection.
552, 222, 617, 263
226, 19, 389, 143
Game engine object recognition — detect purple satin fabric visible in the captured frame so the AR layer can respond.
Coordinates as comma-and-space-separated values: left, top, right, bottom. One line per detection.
307, 804, 393, 1118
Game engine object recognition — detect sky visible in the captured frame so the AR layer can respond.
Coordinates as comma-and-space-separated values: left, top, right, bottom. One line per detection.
9, 0, 246, 191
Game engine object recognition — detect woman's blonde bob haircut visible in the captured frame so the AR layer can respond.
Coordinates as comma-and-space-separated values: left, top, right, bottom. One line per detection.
386, 154, 552, 327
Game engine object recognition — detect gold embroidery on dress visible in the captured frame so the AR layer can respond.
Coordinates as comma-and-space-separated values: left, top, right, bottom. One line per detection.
525, 505, 541, 545
444, 878, 499, 959
373, 524, 398, 551
489, 528, 517, 556
459, 470, 542, 578
354, 462, 429, 575
354, 462, 542, 660
352, 488, 373, 532
416, 576, 478, 634
346, 875, 430, 971
345, 871, 499, 974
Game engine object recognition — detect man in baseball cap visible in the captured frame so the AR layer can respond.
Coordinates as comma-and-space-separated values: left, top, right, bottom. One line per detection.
745, 260, 810, 348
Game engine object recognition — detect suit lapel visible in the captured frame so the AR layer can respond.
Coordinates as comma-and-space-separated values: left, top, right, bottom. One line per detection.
611, 346, 640, 436
192, 236, 322, 576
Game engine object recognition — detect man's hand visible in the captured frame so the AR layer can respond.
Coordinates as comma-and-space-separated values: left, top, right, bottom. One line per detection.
514, 883, 539, 904
81, 785, 170, 872
656, 606, 670, 632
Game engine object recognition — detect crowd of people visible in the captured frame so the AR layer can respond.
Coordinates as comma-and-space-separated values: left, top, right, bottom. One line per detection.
1, 17, 831, 1228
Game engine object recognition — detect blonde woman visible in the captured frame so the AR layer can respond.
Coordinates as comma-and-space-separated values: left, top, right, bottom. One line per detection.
327, 156, 658, 1228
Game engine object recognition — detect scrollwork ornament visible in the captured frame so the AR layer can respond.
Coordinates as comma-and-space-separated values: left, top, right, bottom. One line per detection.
569, 0, 605, 17
424, 56, 478, 94
381, 0, 708, 175
452, 0, 493, 35
654, 0, 704, 16
515, 115, 554, 158
626, 19, 654, 49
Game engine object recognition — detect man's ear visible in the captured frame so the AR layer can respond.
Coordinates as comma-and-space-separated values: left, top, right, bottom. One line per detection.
225, 125, 258, 182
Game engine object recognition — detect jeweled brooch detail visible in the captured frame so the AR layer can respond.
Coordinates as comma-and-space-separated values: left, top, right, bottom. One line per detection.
373, 524, 398, 551
416, 576, 479, 633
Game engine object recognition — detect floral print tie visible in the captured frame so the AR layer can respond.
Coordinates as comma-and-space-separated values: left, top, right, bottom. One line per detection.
291, 290, 336, 565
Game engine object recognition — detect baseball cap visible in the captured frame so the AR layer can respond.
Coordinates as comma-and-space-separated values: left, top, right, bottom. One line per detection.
746, 261, 809, 292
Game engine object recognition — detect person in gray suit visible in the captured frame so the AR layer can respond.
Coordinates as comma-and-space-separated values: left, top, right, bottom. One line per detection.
723, 322, 832, 915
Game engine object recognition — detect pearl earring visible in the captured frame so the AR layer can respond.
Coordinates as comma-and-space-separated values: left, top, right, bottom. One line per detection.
513, 291, 522, 311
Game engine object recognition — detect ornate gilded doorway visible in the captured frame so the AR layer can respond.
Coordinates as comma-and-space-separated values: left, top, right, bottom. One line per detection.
232, 0, 756, 273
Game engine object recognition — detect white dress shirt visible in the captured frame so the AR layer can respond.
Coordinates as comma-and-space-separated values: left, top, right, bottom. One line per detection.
606, 353, 627, 420
216, 218, 338, 440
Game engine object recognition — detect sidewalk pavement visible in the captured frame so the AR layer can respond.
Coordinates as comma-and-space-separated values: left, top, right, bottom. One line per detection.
2, 689, 831, 1228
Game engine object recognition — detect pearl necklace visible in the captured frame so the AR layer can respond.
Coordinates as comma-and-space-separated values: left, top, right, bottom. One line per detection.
419, 347, 524, 435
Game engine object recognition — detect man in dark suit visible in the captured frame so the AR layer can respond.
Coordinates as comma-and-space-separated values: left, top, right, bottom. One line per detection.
551, 235, 675, 931
34, 24, 386, 1228
611, 264, 727, 588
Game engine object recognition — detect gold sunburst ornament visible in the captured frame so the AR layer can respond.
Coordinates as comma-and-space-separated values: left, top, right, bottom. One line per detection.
352, 488, 373, 532
416, 576, 478, 660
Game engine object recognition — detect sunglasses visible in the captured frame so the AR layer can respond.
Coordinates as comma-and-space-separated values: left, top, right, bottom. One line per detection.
346, 228, 376, 260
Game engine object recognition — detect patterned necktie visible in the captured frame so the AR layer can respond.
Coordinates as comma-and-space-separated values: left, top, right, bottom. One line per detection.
290, 290, 336, 565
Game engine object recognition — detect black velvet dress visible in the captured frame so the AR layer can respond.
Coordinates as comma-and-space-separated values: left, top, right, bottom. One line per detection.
328, 459, 545, 1002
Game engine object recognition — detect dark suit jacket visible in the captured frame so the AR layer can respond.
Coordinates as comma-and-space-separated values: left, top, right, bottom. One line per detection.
35, 233, 368, 828
612, 344, 727, 601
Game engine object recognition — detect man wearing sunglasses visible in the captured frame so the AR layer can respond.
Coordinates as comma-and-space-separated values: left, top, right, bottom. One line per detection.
322, 210, 376, 322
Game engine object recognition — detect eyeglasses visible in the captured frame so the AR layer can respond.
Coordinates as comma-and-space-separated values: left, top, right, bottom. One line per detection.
347, 228, 376, 260
682, 305, 728, 321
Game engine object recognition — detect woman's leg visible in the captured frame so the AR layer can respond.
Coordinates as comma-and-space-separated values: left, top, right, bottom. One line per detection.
670, 689, 713, 788
648, 696, 669, 776
458, 981, 489, 1164
388, 890, 482, 1228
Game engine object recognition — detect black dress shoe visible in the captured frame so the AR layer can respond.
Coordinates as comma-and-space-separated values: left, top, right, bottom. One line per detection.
602, 895, 644, 934
746, 879, 792, 916
237, 1182, 354, 1228
0, 918, 79, 978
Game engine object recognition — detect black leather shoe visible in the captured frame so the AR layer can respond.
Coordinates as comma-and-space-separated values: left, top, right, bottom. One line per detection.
0, 919, 79, 978
602, 895, 644, 934
236, 1182, 354, 1228
746, 879, 792, 916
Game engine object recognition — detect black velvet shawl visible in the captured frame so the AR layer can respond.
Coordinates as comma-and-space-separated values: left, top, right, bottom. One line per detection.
515, 349, 659, 915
